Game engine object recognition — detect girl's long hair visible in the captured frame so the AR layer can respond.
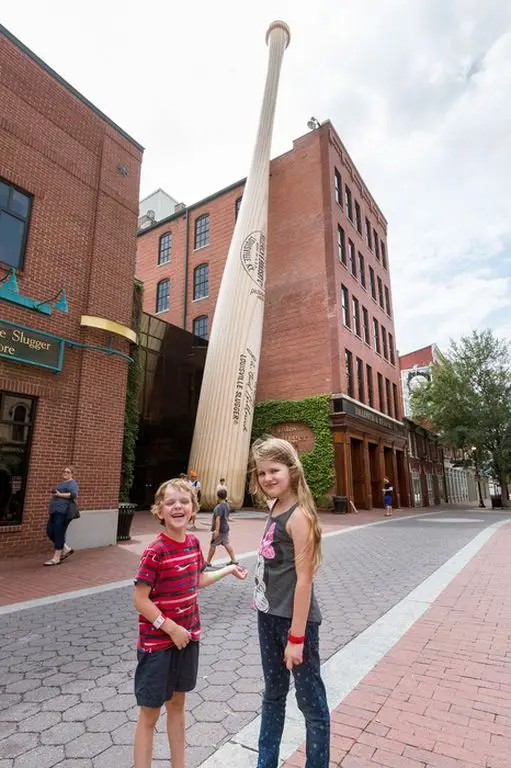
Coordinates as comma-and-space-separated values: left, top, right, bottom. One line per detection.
248, 436, 322, 572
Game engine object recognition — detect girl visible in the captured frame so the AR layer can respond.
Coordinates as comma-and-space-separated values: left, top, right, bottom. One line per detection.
249, 436, 330, 768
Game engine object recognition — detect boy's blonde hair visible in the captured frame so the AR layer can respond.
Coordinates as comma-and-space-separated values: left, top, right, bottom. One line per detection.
248, 436, 322, 572
151, 478, 199, 526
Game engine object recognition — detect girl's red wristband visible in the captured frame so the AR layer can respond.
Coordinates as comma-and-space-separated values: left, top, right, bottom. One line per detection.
288, 633, 305, 645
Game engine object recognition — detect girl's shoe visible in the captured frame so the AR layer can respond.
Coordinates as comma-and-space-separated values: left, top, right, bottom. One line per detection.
228, 559, 239, 565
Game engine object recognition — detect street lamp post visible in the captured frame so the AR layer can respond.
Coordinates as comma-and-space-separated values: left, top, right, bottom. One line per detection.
471, 446, 485, 508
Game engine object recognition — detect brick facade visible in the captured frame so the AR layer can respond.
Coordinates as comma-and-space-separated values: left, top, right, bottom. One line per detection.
0, 27, 142, 554
136, 121, 408, 510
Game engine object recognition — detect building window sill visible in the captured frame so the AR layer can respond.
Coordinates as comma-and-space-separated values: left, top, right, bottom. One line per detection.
157, 261, 170, 267
192, 296, 209, 303
193, 244, 209, 252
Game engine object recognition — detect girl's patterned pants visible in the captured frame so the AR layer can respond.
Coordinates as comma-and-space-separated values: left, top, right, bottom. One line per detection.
257, 611, 330, 767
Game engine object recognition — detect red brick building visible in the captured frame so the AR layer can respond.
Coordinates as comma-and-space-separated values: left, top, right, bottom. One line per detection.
0, 26, 143, 554
136, 121, 409, 509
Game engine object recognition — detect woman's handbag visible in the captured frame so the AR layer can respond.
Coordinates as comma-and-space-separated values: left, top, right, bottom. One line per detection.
66, 498, 80, 522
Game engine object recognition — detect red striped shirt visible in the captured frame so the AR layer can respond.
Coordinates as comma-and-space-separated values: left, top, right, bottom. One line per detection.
135, 532, 205, 651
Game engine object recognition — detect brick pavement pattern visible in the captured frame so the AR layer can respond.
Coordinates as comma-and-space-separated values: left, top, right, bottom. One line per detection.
284, 521, 511, 768
0, 512, 507, 767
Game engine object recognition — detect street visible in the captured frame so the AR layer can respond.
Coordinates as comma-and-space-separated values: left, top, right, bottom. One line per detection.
1, 510, 510, 767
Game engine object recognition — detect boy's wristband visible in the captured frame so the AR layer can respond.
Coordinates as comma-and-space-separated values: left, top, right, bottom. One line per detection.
153, 614, 166, 630
213, 571, 223, 582
288, 633, 305, 645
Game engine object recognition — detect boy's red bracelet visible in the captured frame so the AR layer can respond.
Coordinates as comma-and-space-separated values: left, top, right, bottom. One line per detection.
288, 633, 305, 645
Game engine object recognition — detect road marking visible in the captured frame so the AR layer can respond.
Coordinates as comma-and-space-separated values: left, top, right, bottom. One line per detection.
198, 519, 510, 767
0, 510, 442, 615
422, 517, 484, 523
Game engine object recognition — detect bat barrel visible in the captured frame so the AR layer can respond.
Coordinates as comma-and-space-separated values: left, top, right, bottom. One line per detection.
188, 21, 290, 509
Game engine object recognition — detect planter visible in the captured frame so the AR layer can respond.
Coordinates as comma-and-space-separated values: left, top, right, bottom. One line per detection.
117, 502, 137, 541
490, 495, 503, 509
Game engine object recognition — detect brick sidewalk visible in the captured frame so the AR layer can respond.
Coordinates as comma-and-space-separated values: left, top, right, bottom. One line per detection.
284, 523, 511, 768
0, 507, 436, 607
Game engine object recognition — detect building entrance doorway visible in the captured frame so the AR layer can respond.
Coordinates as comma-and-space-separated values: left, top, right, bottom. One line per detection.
350, 438, 366, 509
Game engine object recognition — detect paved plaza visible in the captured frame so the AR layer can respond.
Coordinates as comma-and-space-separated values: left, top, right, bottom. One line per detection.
0, 510, 510, 767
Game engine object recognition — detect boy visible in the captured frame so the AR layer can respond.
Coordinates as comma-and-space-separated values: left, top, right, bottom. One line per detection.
132, 478, 247, 768
206, 487, 238, 568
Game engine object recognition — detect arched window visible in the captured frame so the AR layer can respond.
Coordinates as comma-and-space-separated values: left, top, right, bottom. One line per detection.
193, 315, 208, 340
158, 232, 171, 265
155, 279, 170, 313
235, 196, 243, 220
194, 214, 209, 249
193, 264, 209, 300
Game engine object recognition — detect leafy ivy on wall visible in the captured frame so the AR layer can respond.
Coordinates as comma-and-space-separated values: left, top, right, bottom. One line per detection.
252, 394, 335, 504
119, 280, 143, 503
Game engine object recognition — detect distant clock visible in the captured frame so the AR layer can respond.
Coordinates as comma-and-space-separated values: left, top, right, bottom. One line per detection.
408, 373, 429, 392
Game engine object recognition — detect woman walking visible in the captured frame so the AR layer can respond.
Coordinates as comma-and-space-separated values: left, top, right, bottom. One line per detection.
383, 476, 393, 516
44, 465, 79, 566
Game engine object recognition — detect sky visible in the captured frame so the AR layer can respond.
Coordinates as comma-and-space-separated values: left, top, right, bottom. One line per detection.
3, 0, 511, 355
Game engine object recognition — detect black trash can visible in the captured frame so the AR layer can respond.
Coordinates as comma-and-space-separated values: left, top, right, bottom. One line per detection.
117, 502, 137, 541
490, 495, 503, 509
332, 496, 348, 514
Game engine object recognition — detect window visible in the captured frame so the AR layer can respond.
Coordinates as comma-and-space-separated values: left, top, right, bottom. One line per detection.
348, 240, 356, 276
365, 217, 372, 250
334, 169, 342, 206
158, 232, 171, 265
235, 196, 243, 220
357, 357, 365, 403
381, 326, 388, 360
389, 333, 395, 365
345, 349, 354, 397
393, 383, 399, 419
377, 373, 385, 413
373, 230, 380, 261
155, 279, 170, 313
194, 214, 209, 249
0, 178, 32, 270
355, 201, 362, 234
369, 266, 376, 300
341, 285, 350, 327
358, 252, 366, 288
386, 378, 393, 417
384, 286, 391, 317
193, 315, 208, 340
381, 241, 387, 270
0, 392, 36, 525
366, 365, 374, 407
345, 186, 353, 221
352, 297, 361, 336
337, 226, 346, 265
373, 318, 380, 354
193, 263, 209, 300
362, 306, 370, 344
377, 276, 384, 308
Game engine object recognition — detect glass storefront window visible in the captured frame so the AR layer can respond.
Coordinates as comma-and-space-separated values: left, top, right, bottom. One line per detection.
0, 391, 36, 525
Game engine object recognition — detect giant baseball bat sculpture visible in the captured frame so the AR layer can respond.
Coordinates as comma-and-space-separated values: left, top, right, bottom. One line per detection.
188, 20, 290, 508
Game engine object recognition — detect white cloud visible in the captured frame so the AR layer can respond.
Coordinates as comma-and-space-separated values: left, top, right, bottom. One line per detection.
3, 0, 511, 355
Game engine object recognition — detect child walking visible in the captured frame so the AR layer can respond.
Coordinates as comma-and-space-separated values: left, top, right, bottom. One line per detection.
206, 487, 238, 568
132, 478, 247, 768
249, 436, 330, 768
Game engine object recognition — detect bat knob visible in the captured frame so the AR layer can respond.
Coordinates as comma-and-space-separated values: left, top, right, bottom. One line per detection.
266, 20, 291, 48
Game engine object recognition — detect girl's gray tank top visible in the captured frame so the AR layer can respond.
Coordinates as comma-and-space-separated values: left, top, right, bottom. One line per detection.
253, 502, 322, 623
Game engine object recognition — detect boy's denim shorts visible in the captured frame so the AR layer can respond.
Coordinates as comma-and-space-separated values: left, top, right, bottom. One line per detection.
135, 641, 199, 708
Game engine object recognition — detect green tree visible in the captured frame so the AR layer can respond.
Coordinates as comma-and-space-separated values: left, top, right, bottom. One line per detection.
411, 330, 511, 504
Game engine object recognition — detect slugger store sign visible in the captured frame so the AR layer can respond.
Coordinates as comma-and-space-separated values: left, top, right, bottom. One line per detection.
0, 321, 64, 372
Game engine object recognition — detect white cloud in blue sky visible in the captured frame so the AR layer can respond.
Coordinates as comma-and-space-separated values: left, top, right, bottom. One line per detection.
3, 0, 510, 355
